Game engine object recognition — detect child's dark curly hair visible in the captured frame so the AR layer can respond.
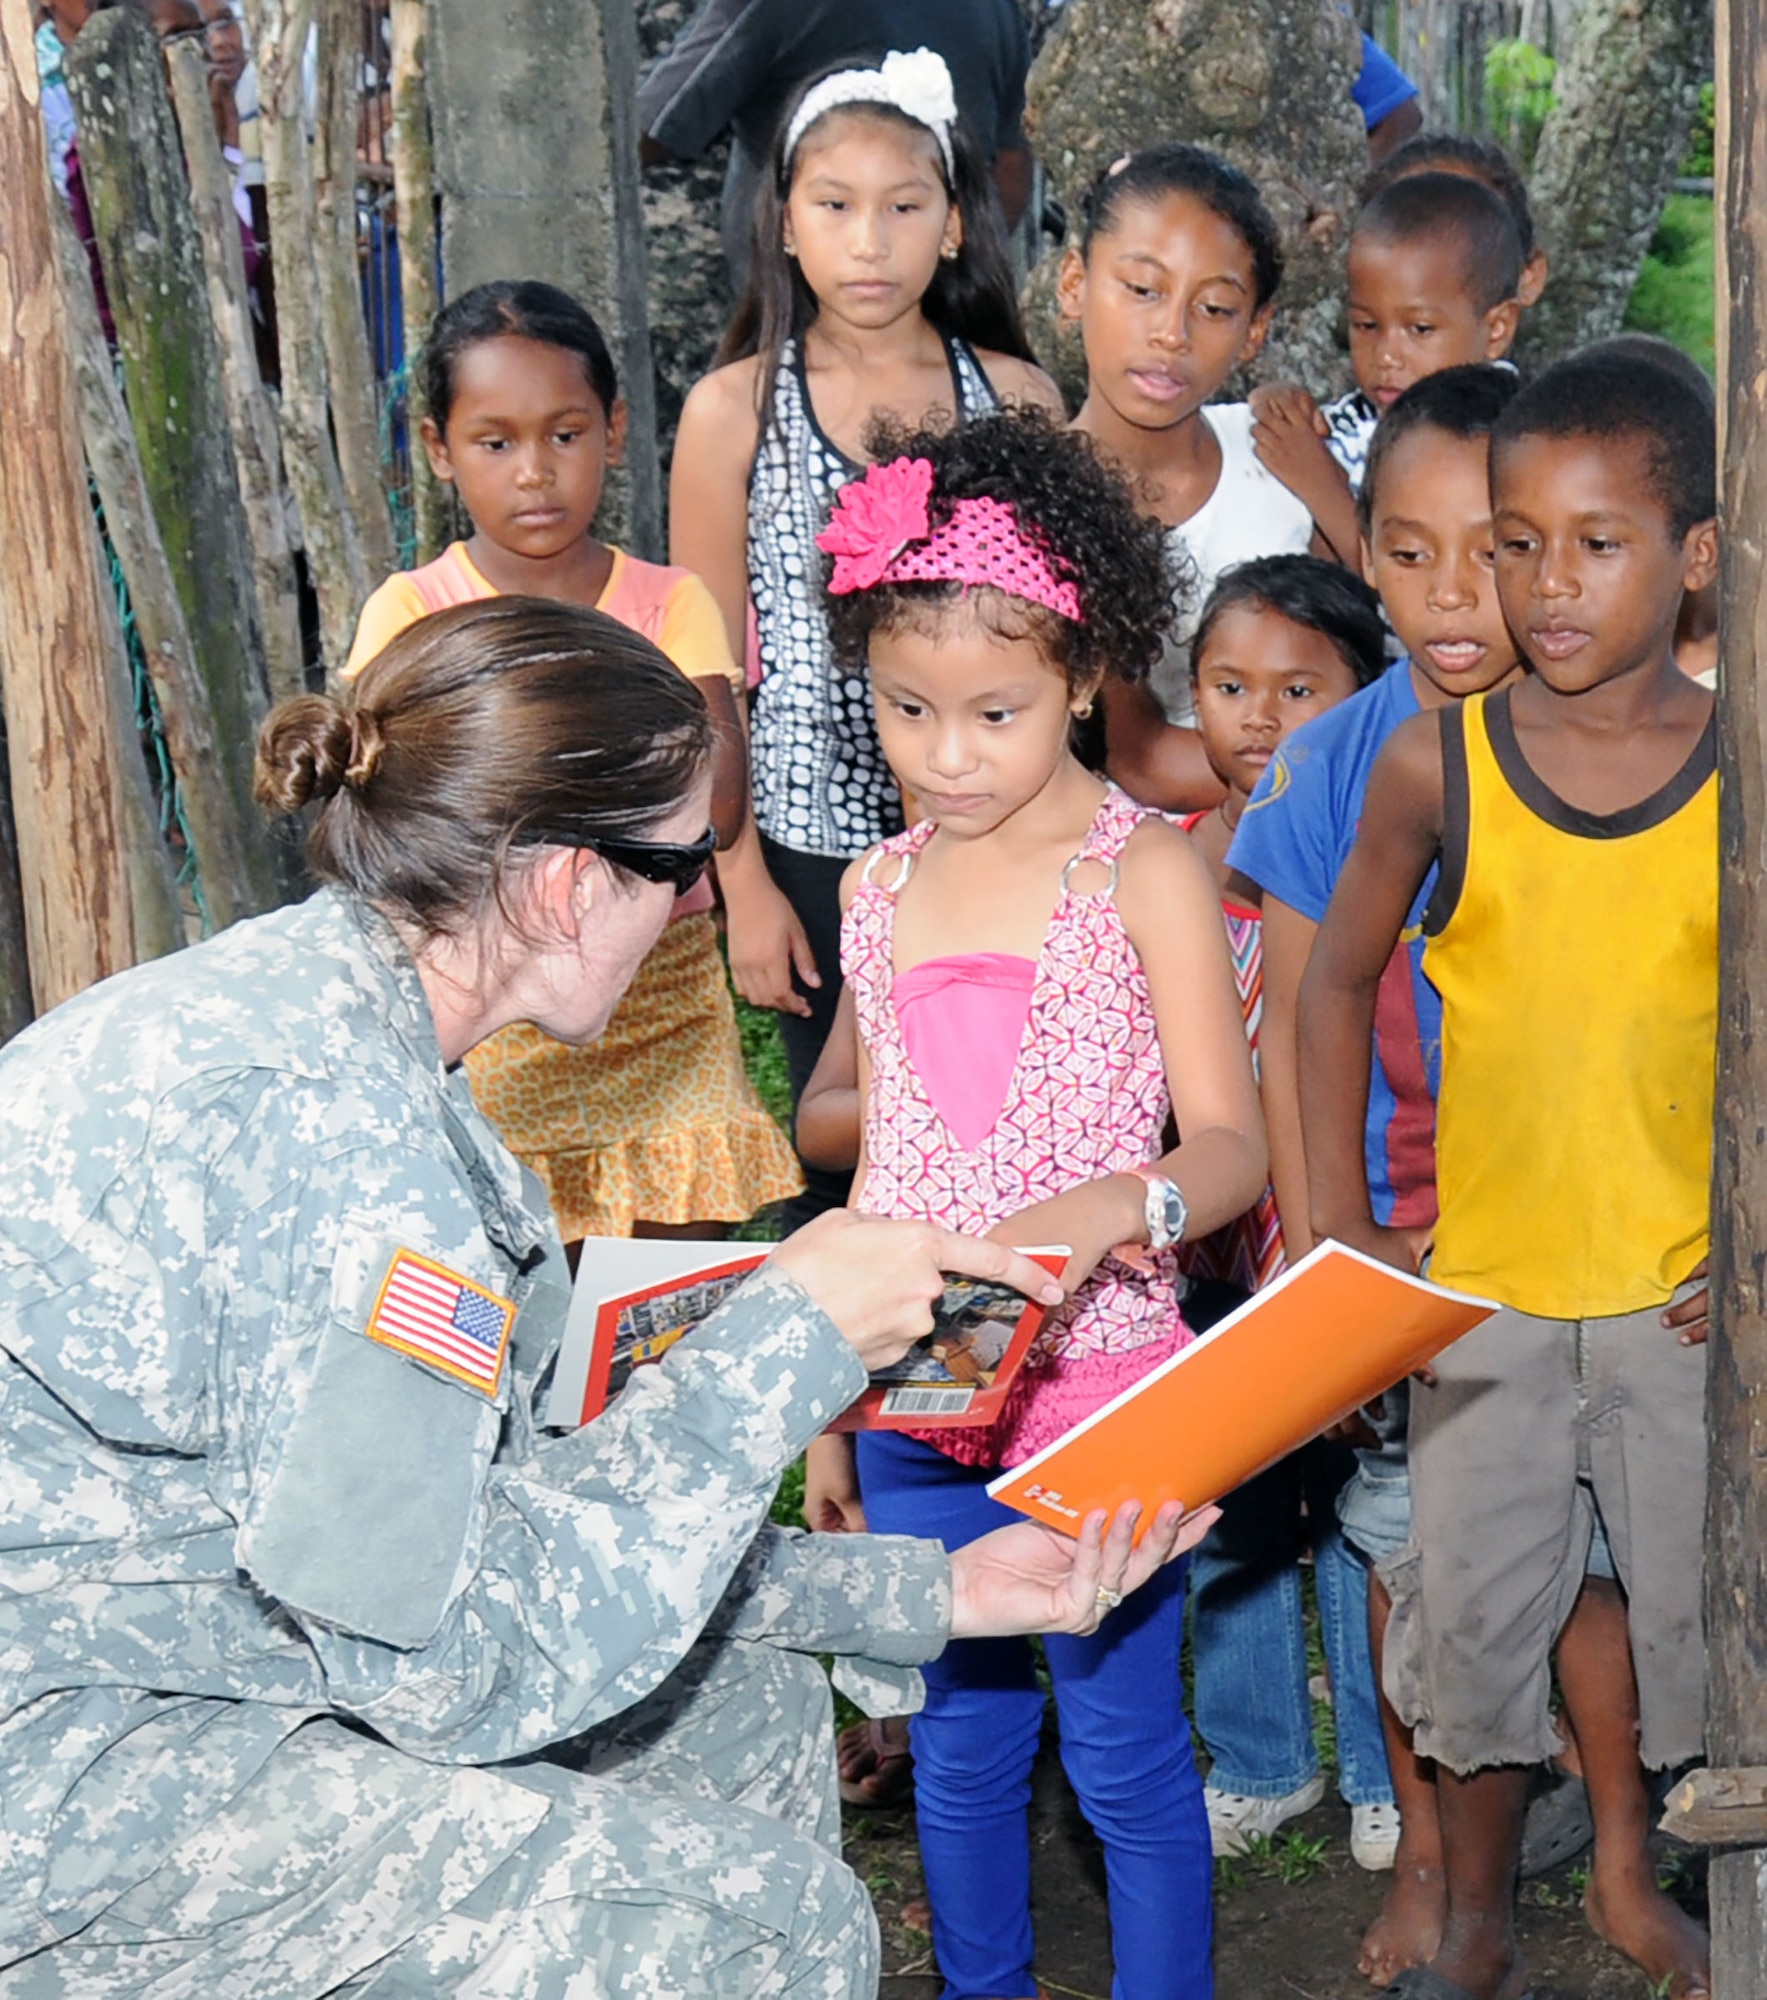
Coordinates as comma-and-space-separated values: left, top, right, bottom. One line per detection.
823, 407, 1178, 694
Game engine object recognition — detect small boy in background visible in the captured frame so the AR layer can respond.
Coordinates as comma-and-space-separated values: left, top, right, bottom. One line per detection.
1298, 345, 1716, 2000
1253, 173, 1523, 565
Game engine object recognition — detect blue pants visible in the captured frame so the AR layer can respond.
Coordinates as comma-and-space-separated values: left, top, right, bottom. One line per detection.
857, 1431, 1212, 2000
1189, 1437, 1393, 1808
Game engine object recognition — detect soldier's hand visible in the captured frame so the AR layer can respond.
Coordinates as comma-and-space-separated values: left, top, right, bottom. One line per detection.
947, 1500, 1220, 1641
770, 1213, 1065, 1375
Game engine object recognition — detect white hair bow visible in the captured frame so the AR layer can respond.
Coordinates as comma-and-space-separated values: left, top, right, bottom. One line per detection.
783, 47, 959, 179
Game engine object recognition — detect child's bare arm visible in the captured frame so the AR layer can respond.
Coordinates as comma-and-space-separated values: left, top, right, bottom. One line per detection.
797, 985, 861, 1172
691, 676, 749, 847
1297, 715, 1445, 1268
1101, 679, 1226, 812
1257, 896, 1321, 1259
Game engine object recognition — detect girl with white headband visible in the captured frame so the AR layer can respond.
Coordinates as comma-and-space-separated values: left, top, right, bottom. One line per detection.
670, 47, 1063, 1228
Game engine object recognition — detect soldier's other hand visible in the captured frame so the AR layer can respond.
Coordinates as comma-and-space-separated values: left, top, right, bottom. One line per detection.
770, 1213, 1065, 1375
948, 1500, 1219, 1641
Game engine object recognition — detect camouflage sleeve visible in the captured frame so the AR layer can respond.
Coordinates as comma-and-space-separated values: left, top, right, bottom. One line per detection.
228, 1157, 872, 1764
702, 1522, 953, 1720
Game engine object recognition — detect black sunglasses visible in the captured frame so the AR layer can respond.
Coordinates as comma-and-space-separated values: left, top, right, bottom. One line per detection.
527, 824, 718, 896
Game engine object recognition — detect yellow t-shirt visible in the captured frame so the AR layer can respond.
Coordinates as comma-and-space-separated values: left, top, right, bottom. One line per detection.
1423, 689, 1717, 1318
342, 542, 742, 688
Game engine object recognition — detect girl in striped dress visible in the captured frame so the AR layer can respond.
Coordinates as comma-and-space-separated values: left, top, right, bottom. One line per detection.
1177, 556, 1402, 1869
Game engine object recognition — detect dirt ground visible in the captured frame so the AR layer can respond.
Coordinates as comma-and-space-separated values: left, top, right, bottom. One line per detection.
848, 1735, 1708, 2000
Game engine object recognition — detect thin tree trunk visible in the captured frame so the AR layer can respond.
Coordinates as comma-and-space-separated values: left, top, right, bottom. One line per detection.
242, 0, 369, 674
388, 0, 446, 563
49, 194, 268, 933
1705, 0, 1767, 1981
1024, 0, 1366, 400
1520, 0, 1711, 362
0, 0, 152, 1004
164, 37, 307, 706
66, 9, 285, 919
315, 0, 396, 580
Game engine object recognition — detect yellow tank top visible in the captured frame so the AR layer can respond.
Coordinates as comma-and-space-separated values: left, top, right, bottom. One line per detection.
1424, 689, 1716, 1318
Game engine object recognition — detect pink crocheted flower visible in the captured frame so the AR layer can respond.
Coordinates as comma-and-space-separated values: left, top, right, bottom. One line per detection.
818, 457, 935, 592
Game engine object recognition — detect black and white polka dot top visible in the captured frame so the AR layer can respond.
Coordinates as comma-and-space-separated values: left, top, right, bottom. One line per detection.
745, 330, 999, 858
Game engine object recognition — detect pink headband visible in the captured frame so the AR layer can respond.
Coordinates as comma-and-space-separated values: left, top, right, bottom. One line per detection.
817, 456, 1085, 623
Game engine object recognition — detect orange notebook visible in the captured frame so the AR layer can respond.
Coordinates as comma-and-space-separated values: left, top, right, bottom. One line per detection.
986, 1240, 1497, 1538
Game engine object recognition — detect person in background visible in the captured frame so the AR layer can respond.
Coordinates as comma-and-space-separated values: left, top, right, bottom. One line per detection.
1059, 143, 1322, 812
670, 49, 1061, 1227
1174, 557, 1397, 1870
1353, 30, 1423, 162
346, 280, 802, 1245
639, 0, 1035, 284
1251, 172, 1524, 563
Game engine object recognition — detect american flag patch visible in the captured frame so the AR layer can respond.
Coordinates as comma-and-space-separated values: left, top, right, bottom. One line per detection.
364, 1248, 514, 1398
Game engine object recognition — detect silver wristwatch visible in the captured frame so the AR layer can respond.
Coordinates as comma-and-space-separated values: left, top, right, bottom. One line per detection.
1135, 1169, 1189, 1251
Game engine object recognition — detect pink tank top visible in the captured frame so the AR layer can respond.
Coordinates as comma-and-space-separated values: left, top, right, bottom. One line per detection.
893, 953, 1036, 1153
843, 786, 1192, 1468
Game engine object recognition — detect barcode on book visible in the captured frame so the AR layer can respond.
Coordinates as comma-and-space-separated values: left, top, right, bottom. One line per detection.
880, 1387, 976, 1416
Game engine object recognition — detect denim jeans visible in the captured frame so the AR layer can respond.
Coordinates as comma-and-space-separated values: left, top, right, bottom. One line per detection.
1189, 1436, 1394, 1809
857, 1430, 1213, 2000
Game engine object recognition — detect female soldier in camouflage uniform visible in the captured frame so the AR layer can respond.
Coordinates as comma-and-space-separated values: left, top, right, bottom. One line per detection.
0, 600, 1202, 1999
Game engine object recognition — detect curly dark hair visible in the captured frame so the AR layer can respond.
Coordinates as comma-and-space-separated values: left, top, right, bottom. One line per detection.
822, 407, 1178, 696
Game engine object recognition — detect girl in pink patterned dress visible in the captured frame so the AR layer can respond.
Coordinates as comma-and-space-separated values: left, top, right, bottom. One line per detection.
805, 412, 1267, 2000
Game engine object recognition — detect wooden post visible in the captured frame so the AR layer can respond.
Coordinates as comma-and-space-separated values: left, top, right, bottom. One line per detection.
427, 0, 662, 557
388, 0, 446, 564
65, 9, 284, 918
241, 0, 370, 674
1705, 0, 1767, 1980
314, 0, 396, 581
164, 37, 307, 707
50, 193, 272, 933
0, 0, 150, 1004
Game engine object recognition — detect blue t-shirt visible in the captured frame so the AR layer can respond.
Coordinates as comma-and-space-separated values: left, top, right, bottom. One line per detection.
1227, 661, 1441, 1228
1353, 33, 1419, 130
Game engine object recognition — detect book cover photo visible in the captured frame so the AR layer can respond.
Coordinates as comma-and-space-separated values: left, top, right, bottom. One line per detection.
546, 1239, 1070, 1432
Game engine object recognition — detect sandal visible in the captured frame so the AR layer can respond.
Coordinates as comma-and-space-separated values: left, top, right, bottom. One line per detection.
837, 1715, 914, 1809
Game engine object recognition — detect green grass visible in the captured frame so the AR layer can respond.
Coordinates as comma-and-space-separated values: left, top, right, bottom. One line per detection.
733, 992, 794, 1132
1624, 192, 1715, 380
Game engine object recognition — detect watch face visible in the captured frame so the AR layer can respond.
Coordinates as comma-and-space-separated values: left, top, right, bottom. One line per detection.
1160, 1185, 1187, 1239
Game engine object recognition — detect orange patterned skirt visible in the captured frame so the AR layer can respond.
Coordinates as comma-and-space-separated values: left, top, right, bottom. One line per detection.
464, 913, 802, 1238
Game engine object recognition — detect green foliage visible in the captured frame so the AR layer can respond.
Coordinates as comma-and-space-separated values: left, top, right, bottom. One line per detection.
1623, 192, 1715, 380
1229, 1829, 1331, 1886
772, 1454, 807, 1528
1483, 38, 1557, 171
1682, 80, 1716, 179
733, 993, 793, 1131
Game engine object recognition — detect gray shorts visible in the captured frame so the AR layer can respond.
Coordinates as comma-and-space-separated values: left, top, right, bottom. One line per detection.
1378, 1290, 1706, 1775
1339, 1376, 1616, 1583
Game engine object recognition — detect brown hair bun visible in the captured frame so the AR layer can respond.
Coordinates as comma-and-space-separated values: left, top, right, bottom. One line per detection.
253, 696, 355, 814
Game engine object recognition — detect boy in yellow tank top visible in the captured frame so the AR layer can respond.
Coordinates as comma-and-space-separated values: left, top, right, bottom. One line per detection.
1298, 345, 1718, 2000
